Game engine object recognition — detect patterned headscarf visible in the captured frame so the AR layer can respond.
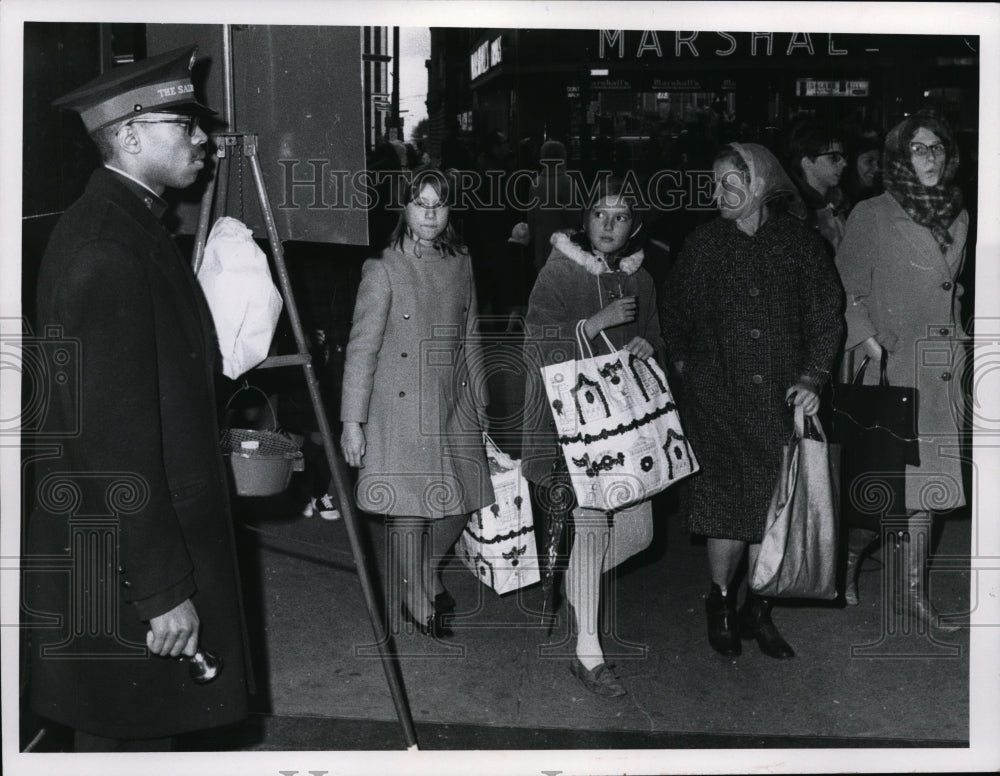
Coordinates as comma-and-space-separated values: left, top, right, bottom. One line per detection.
883, 113, 963, 253
727, 142, 808, 221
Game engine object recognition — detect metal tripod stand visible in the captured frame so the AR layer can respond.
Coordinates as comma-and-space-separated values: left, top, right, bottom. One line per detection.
191, 132, 419, 749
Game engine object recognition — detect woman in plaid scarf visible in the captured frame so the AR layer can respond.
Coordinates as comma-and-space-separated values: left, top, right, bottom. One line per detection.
835, 111, 968, 632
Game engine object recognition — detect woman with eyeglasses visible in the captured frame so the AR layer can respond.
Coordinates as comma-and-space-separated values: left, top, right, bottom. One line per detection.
834, 112, 968, 631
341, 166, 494, 638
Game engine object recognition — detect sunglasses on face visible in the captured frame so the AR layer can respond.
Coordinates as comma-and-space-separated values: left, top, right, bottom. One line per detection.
123, 115, 201, 137
909, 142, 946, 160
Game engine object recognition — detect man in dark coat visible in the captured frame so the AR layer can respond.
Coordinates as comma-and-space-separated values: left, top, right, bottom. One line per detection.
25, 46, 251, 752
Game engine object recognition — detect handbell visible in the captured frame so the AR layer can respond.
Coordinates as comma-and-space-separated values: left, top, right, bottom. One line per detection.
185, 649, 223, 684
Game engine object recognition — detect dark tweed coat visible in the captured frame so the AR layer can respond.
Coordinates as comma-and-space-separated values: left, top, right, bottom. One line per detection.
662, 211, 845, 542
26, 169, 250, 739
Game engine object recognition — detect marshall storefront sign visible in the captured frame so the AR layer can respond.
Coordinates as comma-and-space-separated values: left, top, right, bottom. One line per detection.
598, 30, 854, 59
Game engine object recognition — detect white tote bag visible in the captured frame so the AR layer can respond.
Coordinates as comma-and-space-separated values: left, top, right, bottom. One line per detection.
540, 321, 698, 511
457, 435, 540, 595
197, 216, 283, 379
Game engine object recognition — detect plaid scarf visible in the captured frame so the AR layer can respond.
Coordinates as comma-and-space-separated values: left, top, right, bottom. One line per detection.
883, 116, 963, 254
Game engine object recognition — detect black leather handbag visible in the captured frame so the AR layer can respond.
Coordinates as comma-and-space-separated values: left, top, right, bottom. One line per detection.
831, 350, 919, 529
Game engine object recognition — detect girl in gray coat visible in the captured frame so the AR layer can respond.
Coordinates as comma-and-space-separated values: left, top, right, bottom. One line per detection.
835, 113, 968, 632
341, 167, 494, 637
523, 178, 664, 697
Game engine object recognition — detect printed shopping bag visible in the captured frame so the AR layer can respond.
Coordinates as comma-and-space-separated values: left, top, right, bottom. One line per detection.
539, 321, 698, 511
457, 435, 540, 595
751, 406, 839, 599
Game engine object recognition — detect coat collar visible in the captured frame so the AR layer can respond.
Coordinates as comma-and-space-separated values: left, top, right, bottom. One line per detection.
550, 231, 644, 276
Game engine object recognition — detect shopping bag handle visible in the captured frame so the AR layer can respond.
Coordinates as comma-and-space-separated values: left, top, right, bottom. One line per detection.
574, 319, 620, 360
793, 404, 827, 443
852, 348, 890, 387
224, 380, 280, 432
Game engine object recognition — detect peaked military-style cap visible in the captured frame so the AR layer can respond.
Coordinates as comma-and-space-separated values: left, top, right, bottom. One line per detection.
53, 45, 216, 133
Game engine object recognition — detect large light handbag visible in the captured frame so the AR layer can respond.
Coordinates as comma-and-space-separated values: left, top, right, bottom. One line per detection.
457, 435, 540, 595
539, 321, 698, 511
751, 406, 839, 600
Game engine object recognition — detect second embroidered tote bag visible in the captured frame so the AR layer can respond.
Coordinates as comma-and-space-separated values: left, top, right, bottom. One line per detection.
540, 321, 698, 511
457, 435, 540, 595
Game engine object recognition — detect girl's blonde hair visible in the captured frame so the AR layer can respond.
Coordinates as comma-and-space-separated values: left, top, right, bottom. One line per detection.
388, 166, 466, 256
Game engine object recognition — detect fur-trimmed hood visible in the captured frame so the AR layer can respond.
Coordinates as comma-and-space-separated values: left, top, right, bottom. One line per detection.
550, 231, 644, 276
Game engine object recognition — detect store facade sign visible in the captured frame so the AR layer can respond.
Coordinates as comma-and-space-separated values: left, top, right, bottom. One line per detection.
599, 30, 850, 59
796, 78, 870, 97
590, 77, 632, 91
471, 35, 503, 80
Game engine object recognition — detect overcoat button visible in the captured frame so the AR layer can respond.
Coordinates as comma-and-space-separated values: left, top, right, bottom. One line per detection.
403, 313, 411, 319
748, 287, 760, 297
938, 328, 949, 336
117, 565, 124, 574
460, 380, 468, 387
942, 281, 953, 291
399, 391, 406, 397
751, 374, 763, 384
401, 352, 408, 358
750, 328, 761, 339
941, 372, 952, 381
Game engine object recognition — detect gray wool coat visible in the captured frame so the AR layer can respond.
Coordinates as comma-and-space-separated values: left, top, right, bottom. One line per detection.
835, 191, 969, 512
521, 231, 665, 485
662, 211, 845, 542
341, 238, 494, 518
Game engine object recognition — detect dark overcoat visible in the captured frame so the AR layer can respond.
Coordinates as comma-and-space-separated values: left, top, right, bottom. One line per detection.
835, 192, 969, 511
662, 212, 845, 542
26, 168, 250, 739
340, 238, 494, 518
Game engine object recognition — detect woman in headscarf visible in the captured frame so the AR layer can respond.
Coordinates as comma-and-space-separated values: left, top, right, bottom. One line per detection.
662, 143, 845, 659
834, 112, 967, 632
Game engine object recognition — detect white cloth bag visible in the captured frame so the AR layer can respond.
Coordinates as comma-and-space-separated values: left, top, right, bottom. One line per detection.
540, 321, 698, 511
197, 216, 283, 379
457, 435, 540, 595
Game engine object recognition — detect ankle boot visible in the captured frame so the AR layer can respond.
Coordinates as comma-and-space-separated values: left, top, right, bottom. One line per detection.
844, 528, 879, 607
739, 591, 795, 658
892, 529, 961, 634
705, 584, 741, 656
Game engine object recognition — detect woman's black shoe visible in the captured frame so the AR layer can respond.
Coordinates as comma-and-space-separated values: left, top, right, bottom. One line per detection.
434, 588, 456, 615
739, 591, 795, 659
706, 583, 741, 656
400, 604, 454, 639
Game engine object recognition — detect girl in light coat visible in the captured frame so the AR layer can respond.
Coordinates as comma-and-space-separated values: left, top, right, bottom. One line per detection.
341, 167, 494, 638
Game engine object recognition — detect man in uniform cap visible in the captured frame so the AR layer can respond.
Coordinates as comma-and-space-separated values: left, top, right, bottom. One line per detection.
26, 46, 251, 751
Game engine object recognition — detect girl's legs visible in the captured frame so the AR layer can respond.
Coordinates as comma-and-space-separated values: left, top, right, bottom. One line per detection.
708, 537, 747, 592
387, 516, 433, 625
567, 501, 653, 671
424, 513, 468, 601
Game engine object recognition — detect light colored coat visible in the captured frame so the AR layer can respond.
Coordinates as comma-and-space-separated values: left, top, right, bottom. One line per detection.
341, 238, 494, 518
835, 191, 969, 511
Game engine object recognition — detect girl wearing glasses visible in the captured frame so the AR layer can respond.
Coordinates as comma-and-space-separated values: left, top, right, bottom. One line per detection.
834, 112, 968, 631
341, 166, 494, 638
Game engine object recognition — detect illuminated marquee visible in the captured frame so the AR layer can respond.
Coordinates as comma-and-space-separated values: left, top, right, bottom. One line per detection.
471, 35, 504, 80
